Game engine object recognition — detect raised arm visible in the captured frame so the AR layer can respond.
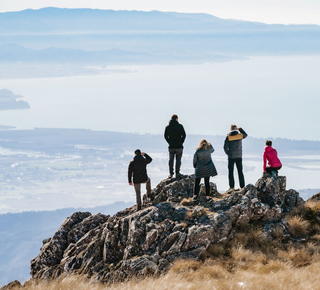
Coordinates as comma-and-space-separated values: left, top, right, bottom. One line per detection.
239, 128, 248, 139
143, 153, 152, 164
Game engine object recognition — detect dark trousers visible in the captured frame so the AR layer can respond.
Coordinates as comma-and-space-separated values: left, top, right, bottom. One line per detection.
228, 158, 245, 188
266, 165, 282, 174
194, 176, 210, 196
169, 148, 183, 175
134, 178, 151, 210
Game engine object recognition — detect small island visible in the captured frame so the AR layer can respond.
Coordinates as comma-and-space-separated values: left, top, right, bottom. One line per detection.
0, 89, 30, 110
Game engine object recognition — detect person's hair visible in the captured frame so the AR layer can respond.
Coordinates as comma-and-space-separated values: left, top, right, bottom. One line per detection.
197, 139, 211, 150
231, 124, 237, 130
171, 114, 178, 120
266, 140, 272, 146
134, 149, 141, 155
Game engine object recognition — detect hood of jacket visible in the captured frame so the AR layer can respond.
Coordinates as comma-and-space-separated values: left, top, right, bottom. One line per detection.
265, 146, 273, 152
133, 154, 144, 161
228, 130, 239, 136
169, 119, 179, 126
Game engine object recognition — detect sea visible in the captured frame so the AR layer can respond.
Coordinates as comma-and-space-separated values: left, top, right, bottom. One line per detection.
0, 56, 319, 140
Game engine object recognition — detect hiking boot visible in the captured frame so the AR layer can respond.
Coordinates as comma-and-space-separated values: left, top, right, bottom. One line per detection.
206, 197, 213, 203
168, 174, 173, 178
176, 173, 183, 178
192, 196, 198, 202
147, 193, 154, 202
263, 172, 272, 178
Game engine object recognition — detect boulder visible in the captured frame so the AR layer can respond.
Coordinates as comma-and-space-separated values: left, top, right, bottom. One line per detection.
255, 176, 287, 207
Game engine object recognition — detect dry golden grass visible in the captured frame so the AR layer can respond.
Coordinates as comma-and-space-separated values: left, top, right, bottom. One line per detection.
184, 210, 193, 220
13, 260, 320, 290
287, 216, 310, 238
232, 227, 269, 252
305, 200, 320, 211
206, 243, 227, 257
272, 225, 285, 240
180, 222, 188, 228
311, 234, 320, 241
180, 198, 193, 206
287, 247, 312, 267
289, 204, 308, 217
170, 259, 202, 273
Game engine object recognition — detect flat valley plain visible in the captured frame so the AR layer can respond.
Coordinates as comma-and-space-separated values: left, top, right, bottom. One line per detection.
0, 128, 319, 214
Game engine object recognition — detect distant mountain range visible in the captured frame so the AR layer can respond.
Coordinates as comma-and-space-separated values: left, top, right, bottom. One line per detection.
0, 43, 239, 64
1, 8, 319, 34
0, 8, 319, 64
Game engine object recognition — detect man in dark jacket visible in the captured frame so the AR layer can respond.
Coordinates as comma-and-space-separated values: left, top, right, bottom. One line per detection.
128, 149, 153, 211
223, 124, 248, 191
164, 114, 186, 178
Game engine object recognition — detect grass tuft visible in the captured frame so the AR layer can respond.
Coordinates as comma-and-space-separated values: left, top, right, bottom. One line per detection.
170, 259, 202, 273
180, 198, 193, 206
287, 216, 310, 238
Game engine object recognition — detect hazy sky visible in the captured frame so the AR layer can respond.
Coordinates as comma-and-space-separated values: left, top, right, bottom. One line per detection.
0, 0, 319, 25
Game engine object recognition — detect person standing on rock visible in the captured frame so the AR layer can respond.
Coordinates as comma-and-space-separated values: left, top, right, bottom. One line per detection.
263, 140, 282, 176
128, 149, 153, 211
164, 114, 186, 178
224, 124, 248, 192
192, 139, 218, 202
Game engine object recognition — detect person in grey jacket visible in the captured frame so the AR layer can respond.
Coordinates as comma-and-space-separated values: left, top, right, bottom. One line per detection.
223, 124, 248, 191
192, 139, 218, 202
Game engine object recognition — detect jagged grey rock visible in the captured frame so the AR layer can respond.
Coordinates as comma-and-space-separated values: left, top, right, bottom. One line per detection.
30, 175, 304, 284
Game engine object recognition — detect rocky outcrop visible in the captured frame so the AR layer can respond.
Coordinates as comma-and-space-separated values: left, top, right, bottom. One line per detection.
30, 175, 305, 284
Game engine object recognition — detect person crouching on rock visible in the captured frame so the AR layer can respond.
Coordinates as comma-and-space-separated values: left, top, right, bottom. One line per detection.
128, 149, 153, 211
263, 140, 282, 176
192, 139, 218, 202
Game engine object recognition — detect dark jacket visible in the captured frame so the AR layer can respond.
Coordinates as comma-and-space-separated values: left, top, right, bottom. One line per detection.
128, 153, 152, 184
224, 128, 248, 159
164, 119, 186, 149
193, 144, 218, 179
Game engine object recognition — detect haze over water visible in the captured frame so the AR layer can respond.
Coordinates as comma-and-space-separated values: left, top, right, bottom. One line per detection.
1, 55, 319, 141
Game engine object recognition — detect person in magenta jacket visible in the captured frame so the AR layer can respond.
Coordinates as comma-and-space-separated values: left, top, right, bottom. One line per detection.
263, 140, 282, 175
